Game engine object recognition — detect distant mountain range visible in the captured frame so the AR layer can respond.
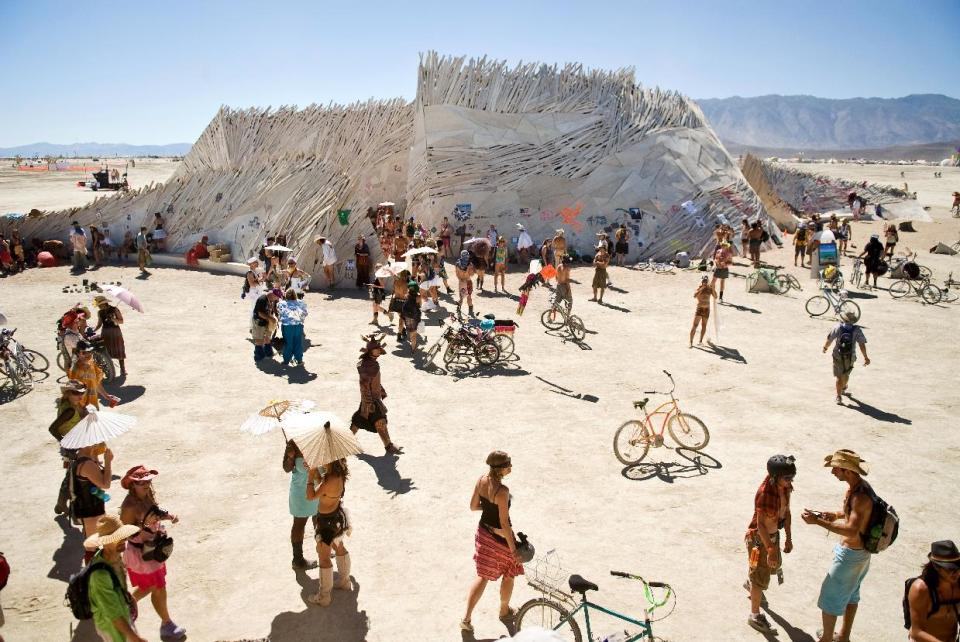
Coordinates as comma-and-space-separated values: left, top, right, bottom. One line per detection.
0, 142, 192, 158
697, 94, 960, 150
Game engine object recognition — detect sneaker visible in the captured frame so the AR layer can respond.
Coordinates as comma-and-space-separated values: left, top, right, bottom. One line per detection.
747, 613, 777, 635
159, 621, 187, 642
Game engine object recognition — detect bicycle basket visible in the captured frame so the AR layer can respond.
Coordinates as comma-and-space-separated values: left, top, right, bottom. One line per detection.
525, 550, 576, 605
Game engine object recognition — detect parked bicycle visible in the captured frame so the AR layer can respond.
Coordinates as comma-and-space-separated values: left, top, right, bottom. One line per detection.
850, 258, 863, 288
889, 276, 942, 305
745, 266, 801, 295
887, 250, 932, 280
540, 291, 587, 342
56, 331, 116, 382
423, 312, 501, 366
613, 370, 710, 465
635, 258, 675, 274
0, 328, 49, 392
805, 287, 861, 322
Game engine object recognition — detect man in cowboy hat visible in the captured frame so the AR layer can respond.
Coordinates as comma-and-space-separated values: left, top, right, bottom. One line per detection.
516, 224, 533, 265
802, 449, 874, 642
823, 311, 870, 404
84, 514, 146, 642
315, 236, 337, 289
906, 540, 960, 642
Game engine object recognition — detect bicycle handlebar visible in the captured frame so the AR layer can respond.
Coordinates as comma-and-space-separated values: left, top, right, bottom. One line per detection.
643, 390, 656, 394
610, 570, 631, 578
662, 369, 672, 378
610, 571, 667, 589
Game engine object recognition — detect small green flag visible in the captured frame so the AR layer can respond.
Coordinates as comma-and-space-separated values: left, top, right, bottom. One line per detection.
337, 209, 351, 225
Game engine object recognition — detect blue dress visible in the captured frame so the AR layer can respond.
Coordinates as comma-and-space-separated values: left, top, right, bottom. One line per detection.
289, 457, 319, 518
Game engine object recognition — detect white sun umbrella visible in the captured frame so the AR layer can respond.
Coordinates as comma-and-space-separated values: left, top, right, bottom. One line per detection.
463, 237, 491, 248
375, 263, 400, 279
402, 246, 438, 258
240, 399, 315, 438
289, 415, 363, 469
263, 244, 294, 253
378, 202, 395, 207
60, 405, 138, 449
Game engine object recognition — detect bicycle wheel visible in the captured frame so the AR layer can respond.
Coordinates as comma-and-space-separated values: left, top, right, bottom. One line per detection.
745, 273, 759, 293
567, 316, 586, 342
919, 265, 932, 280
57, 350, 68, 372
921, 284, 942, 305
941, 289, 959, 304
2, 358, 26, 392
614, 420, 651, 465
667, 413, 710, 450
889, 280, 911, 299
655, 263, 674, 274
442, 342, 458, 365
516, 598, 582, 642
493, 334, 515, 359
540, 308, 565, 331
474, 340, 500, 366
787, 274, 801, 291
94, 350, 116, 382
23, 349, 50, 372
805, 296, 830, 317
424, 339, 443, 363
775, 275, 790, 295
838, 300, 861, 323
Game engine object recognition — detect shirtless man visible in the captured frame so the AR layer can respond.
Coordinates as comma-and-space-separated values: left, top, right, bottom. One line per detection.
550, 256, 572, 323
907, 540, 960, 642
711, 242, 733, 302
455, 250, 476, 317
744, 455, 795, 635
690, 276, 716, 347
802, 449, 874, 642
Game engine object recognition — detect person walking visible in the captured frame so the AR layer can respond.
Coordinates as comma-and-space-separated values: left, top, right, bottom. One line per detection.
119, 466, 186, 642
905, 540, 960, 642
50, 381, 91, 515
461, 451, 523, 636
278, 288, 308, 367
515, 224, 533, 266
401, 282, 422, 352
83, 515, 146, 642
740, 219, 750, 259
94, 296, 127, 377
349, 334, 401, 455
838, 220, 851, 256
315, 236, 337, 288
252, 288, 281, 362
590, 245, 609, 303
823, 311, 869, 405
455, 251, 476, 317
68, 342, 117, 409
744, 455, 796, 635
614, 223, 630, 266
70, 221, 89, 272
493, 237, 508, 293
689, 276, 717, 347
748, 221, 764, 267
306, 459, 352, 607
711, 242, 733, 302
72, 443, 113, 551
884, 223, 899, 258
858, 234, 885, 290
794, 224, 809, 268
283, 440, 319, 570
368, 266, 392, 326
440, 217, 453, 258
136, 227, 150, 273
802, 449, 875, 642
354, 235, 371, 289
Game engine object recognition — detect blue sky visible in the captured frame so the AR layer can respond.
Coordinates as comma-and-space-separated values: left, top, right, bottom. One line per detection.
1, 0, 957, 146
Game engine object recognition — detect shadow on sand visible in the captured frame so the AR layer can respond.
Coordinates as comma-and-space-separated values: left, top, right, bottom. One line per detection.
356, 452, 416, 497
844, 395, 912, 424
694, 341, 747, 364
534, 375, 599, 403
49, 514, 84, 582
622, 448, 721, 483
265, 572, 370, 642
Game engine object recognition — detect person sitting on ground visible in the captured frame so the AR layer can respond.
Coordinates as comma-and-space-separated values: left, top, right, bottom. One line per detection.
690, 276, 716, 347
192, 236, 210, 259
906, 540, 960, 642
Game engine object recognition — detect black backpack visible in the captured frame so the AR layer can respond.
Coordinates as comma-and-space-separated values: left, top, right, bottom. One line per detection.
856, 482, 899, 554
902, 577, 960, 636
66, 561, 131, 620
837, 324, 857, 357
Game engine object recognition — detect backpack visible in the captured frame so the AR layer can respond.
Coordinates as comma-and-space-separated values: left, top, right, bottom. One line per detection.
66, 561, 130, 620
856, 482, 899, 554
902, 577, 959, 636
761, 229, 770, 243
837, 323, 857, 357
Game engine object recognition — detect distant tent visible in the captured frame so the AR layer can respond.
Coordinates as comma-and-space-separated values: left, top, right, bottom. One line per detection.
930, 242, 957, 255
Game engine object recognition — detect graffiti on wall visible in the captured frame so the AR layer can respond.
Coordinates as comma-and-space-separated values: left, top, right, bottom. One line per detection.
452, 203, 472, 222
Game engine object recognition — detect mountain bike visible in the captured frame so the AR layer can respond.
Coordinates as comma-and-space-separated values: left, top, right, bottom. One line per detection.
613, 370, 710, 465
889, 276, 942, 305
0, 328, 49, 391
541, 291, 587, 342
939, 272, 959, 304
517, 565, 675, 642
805, 287, 861, 322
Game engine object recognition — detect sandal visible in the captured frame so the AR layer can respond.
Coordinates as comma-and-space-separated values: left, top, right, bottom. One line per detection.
499, 608, 517, 635
459, 619, 473, 633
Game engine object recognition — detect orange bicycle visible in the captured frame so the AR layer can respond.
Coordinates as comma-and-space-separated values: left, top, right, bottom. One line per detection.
613, 370, 710, 465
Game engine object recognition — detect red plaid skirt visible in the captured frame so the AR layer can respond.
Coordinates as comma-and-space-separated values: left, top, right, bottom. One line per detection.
474, 526, 524, 581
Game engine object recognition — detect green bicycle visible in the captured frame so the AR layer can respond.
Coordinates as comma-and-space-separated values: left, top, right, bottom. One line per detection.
517, 569, 675, 641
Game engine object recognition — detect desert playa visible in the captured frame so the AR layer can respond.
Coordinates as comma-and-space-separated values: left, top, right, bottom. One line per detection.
0, 164, 958, 641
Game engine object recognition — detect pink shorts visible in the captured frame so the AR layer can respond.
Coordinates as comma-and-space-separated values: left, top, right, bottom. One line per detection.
128, 565, 166, 591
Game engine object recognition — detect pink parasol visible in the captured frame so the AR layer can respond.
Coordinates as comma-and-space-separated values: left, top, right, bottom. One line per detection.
100, 285, 144, 313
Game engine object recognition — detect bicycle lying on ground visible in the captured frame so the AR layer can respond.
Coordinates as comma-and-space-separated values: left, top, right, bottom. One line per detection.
887, 250, 932, 280
1, 328, 50, 392
541, 291, 587, 342
805, 286, 861, 322
745, 266, 801, 295
613, 370, 710, 465
889, 276, 943, 305
940, 272, 959, 304
517, 550, 676, 642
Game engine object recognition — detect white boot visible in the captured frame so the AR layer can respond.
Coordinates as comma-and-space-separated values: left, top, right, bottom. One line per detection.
335, 553, 352, 590
308, 567, 333, 606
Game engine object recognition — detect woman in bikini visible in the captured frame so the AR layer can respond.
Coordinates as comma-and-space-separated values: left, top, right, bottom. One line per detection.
306, 457, 352, 606
462, 451, 523, 635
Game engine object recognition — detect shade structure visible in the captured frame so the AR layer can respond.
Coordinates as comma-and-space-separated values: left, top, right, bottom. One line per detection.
292, 419, 363, 469
240, 399, 315, 436
60, 405, 138, 449
100, 285, 144, 313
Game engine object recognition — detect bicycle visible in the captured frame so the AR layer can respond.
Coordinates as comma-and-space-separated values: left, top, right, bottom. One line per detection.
889, 276, 942, 305
1, 328, 49, 391
745, 266, 800, 295
887, 250, 932, 281
517, 565, 675, 642
635, 258, 675, 274
613, 370, 710, 465
424, 313, 501, 366
940, 273, 959, 304
56, 331, 116, 382
805, 287, 861, 322
540, 291, 587, 342
850, 258, 863, 289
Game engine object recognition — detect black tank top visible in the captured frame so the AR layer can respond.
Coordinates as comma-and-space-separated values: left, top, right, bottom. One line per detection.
71, 456, 105, 519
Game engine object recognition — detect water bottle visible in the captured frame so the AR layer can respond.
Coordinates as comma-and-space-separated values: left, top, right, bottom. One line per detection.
90, 486, 111, 502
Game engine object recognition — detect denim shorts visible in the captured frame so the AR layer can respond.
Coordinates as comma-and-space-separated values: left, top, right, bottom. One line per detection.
817, 544, 871, 616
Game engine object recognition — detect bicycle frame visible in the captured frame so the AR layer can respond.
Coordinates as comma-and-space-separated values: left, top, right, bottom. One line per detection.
638, 398, 681, 439
553, 595, 653, 642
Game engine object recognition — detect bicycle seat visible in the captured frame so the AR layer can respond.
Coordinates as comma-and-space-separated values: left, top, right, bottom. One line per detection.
568, 574, 598, 594
633, 398, 649, 409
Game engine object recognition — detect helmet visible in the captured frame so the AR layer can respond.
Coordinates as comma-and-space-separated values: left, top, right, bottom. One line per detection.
767, 454, 796, 478
515, 532, 535, 563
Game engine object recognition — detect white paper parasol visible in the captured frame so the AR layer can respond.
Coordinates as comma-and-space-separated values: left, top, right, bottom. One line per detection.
60, 405, 138, 449
291, 418, 363, 468
378, 202, 395, 207
402, 247, 438, 258
374, 264, 400, 278
264, 244, 294, 253
240, 399, 315, 437
463, 237, 491, 248
100, 285, 144, 313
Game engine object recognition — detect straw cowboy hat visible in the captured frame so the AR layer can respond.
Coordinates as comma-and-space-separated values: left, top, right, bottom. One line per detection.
121, 465, 159, 490
823, 449, 869, 476
840, 310, 858, 323
83, 514, 140, 550
93, 295, 111, 307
